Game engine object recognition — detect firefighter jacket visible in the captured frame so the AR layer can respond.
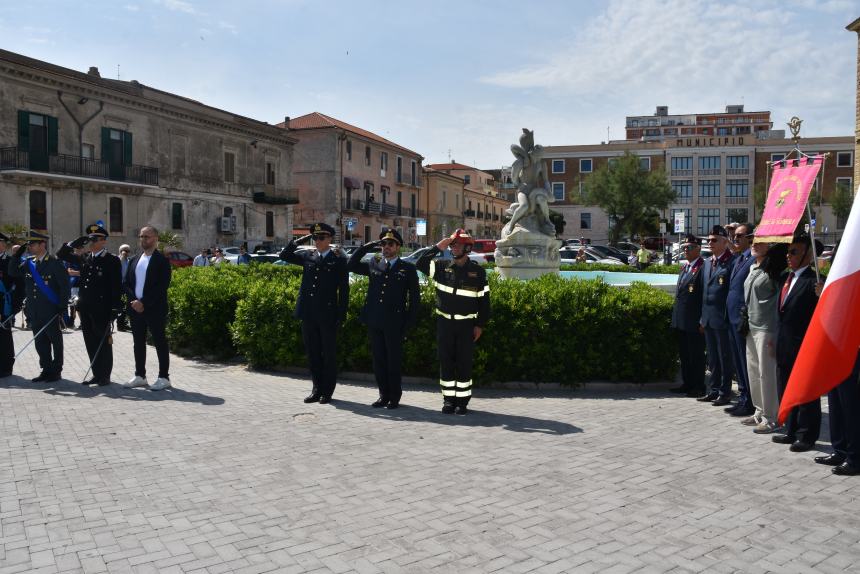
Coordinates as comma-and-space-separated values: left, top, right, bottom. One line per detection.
415, 246, 490, 327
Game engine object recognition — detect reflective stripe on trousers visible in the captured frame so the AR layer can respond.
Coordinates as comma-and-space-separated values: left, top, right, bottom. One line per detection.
440, 379, 471, 397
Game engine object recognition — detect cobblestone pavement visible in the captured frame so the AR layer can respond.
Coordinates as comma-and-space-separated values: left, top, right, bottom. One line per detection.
2, 327, 859, 574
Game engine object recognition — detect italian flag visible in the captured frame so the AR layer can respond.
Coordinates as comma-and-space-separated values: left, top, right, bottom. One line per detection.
779, 190, 860, 423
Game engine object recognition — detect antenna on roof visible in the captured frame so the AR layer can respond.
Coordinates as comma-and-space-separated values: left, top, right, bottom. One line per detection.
117, 64, 120, 80
447, 148, 451, 162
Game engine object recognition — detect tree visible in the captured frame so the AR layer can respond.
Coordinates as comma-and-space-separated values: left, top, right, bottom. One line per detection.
831, 182, 854, 229
753, 181, 768, 220
583, 152, 674, 243
0, 222, 27, 244
158, 231, 183, 252
549, 209, 566, 237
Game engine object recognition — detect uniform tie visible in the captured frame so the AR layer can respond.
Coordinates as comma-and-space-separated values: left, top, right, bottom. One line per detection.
780, 272, 795, 310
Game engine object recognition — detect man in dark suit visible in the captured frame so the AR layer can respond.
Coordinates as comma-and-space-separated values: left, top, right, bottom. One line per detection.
348, 229, 420, 409
816, 349, 860, 475
0, 233, 25, 377
725, 223, 756, 416
279, 222, 349, 404
697, 225, 736, 406
122, 226, 173, 391
9, 231, 70, 382
670, 234, 706, 397
772, 234, 823, 452
57, 224, 123, 386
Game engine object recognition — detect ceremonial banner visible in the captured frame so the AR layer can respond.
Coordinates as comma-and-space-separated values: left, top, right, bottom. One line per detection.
755, 156, 823, 243
779, 189, 860, 424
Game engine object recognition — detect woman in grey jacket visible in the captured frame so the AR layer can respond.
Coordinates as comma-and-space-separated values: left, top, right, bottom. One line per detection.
742, 241, 788, 433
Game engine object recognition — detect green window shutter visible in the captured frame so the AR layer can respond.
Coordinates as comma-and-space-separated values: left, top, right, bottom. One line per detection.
17, 110, 30, 151
47, 116, 58, 155
101, 127, 111, 162
123, 131, 133, 165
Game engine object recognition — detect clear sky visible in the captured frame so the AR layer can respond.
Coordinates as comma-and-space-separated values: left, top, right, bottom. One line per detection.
3, 0, 859, 168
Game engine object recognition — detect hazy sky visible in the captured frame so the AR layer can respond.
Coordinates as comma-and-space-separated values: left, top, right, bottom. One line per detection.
3, 0, 859, 168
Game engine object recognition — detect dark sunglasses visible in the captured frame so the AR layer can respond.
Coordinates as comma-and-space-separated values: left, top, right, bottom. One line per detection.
312, 234, 330, 240
681, 245, 698, 251
788, 248, 806, 256
707, 238, 720, 243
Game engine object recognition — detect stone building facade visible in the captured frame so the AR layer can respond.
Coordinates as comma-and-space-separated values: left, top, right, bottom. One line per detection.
424, 163, 510, 239
0, 49, 297, 254
422, 167, 465, 245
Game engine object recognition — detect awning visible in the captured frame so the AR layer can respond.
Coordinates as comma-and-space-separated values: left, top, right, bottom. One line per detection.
344, 176, 362, 189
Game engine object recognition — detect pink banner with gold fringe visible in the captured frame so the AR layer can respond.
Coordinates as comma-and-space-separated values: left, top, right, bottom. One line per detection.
756, 156, 823, 243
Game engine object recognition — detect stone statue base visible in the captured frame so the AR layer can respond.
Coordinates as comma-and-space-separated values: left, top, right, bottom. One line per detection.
494, 226, 561, 280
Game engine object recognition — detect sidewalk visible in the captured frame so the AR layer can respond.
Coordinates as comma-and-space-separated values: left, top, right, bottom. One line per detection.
1, 327, 858, 573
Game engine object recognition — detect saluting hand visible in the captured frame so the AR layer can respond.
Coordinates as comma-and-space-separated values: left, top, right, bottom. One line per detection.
298, 234, 313, 244
436, 237, 453, 251
69, 236, 89, 249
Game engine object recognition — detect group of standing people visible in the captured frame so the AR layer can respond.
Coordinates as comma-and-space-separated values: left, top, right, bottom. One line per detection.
0, 225, 172, 392
277, 223, 489, 414
671, 223, 859, 476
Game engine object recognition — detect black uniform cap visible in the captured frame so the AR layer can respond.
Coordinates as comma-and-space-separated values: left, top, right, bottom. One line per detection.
683, 234, 701, 246
311, 222, 335, 236
709, 225, 728, 238
379, 228, 403, 245
0, 232, 8, 242
25, 230, 49, 243
86, 223, 109, 239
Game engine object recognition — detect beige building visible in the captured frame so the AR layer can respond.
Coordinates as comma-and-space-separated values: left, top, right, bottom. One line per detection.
0, 49, 297, 253
422, 167, 465, 245
425, 162, 510, 238
280, 113, 423, 247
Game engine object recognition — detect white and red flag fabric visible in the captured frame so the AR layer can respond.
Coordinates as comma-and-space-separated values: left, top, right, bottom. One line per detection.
778, 189, 860, 423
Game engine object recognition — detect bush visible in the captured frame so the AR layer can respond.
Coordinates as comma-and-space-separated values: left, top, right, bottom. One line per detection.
168, 265, 678, 384
558, 262, 682, 274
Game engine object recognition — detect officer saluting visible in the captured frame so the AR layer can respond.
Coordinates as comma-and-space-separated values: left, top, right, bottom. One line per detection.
9, 231, 70, 382
279, 222, 349, 404
348, 229, 419, 409
416, 229, 490, 415
1, 233, 25, 377
56, 224, 123, 386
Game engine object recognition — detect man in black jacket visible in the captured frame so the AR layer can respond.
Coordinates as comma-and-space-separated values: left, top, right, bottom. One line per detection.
348, 229, 419, 409
279, 222, 349, 404
0, 233, 25, 377
122, 226, 173, 391
772, 234, 823, 452
57, 224, 123, 386
670, 234, 706, 397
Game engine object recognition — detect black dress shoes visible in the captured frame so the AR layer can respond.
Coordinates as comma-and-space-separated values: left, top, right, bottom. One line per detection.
712, 395, 732, 406
371, 398, 388, 408
97, 379, 111, 387
385, 402, 399, 409
686, 388, 706, 398
789, 441, 814, 452
814, 453, 846, 466
832, 462, 860, 476
771, 434, 795, 444
32, 372, 48, 383
318, 396, 331, 404
669, 386, 689, 394
454, 406, 468, 415
697, 392, 719, 402
82, 378, 99, 385
303, 393, 321, 403
442, 404, 455, 414
44, 372, 61, 383
729, 406, 755, 417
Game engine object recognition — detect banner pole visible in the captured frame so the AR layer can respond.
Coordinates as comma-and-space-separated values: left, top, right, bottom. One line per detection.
805, 200, 822, 285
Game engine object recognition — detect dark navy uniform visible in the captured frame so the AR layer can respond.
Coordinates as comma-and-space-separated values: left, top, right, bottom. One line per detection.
1, 237, 25, 377
9, 231, 70, 381
279, 222, 349, 401
57, 224, 123, 385
670, 240, 705, 397
348, 230, 419, 407
699, 226, 736, 401
416, 240, 489, 412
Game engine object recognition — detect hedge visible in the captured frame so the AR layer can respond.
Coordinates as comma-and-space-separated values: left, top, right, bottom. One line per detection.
167, 265, 678, 385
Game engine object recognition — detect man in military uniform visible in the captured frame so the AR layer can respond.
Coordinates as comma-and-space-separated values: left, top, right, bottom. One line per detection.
348, 229, 419, 409
697, 225, 736, 405
9, 231, 70, 382
669, 234, 706, 397
279, 222, 349, 403
416, 229, 490, 415
57, 224, 123, 386
1, 233, 25, 377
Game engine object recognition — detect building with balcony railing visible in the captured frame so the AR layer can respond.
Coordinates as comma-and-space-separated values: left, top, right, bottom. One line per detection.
425, 162, 510, 238
0, 48, 297, 251
625, 105, 772, 142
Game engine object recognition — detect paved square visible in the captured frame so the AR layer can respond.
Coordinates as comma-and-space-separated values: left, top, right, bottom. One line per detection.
2, 328, 859, 573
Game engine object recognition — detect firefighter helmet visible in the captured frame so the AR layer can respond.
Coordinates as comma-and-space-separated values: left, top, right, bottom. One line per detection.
450, 228, 474, 255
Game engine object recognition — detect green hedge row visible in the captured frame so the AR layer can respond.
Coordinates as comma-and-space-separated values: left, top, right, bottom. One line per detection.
167, 265, 678, 385
558, 262, 682, 274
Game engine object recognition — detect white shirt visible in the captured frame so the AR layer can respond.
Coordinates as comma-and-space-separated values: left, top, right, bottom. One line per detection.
317, 249, 331, 259
784, 265, 809, 302
134, 253, 151, 300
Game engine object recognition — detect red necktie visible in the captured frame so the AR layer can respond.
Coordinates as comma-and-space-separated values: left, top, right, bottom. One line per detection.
780, 272, 795, 310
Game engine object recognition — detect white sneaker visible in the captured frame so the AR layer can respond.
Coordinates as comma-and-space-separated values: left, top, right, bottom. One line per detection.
149, 377, 172, 391
123, 376, 148, 388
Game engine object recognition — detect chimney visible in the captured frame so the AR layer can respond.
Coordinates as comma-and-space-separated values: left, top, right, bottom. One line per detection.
283, 116, 290, 130
87, 66, 101, 78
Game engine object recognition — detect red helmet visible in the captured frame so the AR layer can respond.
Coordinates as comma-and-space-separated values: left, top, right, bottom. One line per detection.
450, 228, 475, 246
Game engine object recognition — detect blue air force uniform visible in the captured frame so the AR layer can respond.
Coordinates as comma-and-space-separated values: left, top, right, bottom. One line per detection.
670, 234, 706, 396
279, 222, 349, 402
699, 225, 736, 400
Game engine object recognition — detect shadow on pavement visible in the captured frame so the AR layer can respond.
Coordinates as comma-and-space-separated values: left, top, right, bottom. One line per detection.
0, 375, 225, 406
330, 399, 582, 435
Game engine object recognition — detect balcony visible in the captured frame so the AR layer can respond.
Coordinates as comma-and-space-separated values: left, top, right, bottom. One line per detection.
670, 169, 692, 177
1, 146, 159, 186
726, 168, 749, 175
726, 196, 749, 204
464, 209, 476, 217
252, 184, 299, 204
675, 196, 693, 204
699, 169, 721, 176
698, 196, 721, 205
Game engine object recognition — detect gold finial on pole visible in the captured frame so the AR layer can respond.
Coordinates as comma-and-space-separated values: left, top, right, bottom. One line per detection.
788, 116, 803, 146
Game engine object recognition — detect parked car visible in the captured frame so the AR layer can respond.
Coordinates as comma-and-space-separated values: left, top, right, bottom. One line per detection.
472, 239, 496, 254
559, 247, 624, 265
250, 253, 280, 264
588, 244, 629, 264
166, 250, 194, 267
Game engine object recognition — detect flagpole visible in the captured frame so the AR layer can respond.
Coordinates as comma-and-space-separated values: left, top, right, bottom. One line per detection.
787, 116, 822, 285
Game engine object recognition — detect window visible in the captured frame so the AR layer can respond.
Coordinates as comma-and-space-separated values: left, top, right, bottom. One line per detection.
29, 190, 47, 230
699, 156, 720, 171
608, 158, 619, 169
580, 158, 593, 173
411, 194, 416, 217
396, 156, 403, 183
365, 145, 371, 166
101, 128, 132, 180
671, 208, 691, 234
266, 162, 275, 185
552, 159, 565, 174
266, 211, 274, 237
455, 194, 459, 209
171, 202, 183, 230
697, 208, 720, 235
442, 189, 447, 208
397, 191, 403, 215
672, 180, 692, 203
717, 127, 730, 136
770, 153, 785, 164
727, 155, 748, 169
671, 156, 692, 170
109, 197, 123, 233
411, 160, 417, 186
580, 212, 591, 230
639, 157, 651, 171
698, 180, 720, 201
463, 175, 471, 185
837, 152, 853, 168
836, 177, 853, 192
81, 143, 94, 159
726, 179, 749, 200
552, 182, 565, 201
380, 152, 388, 173
381, 185, 389, 205
224, 152, 235, 183
727, 208, 748, 223
346, 140, 352, 161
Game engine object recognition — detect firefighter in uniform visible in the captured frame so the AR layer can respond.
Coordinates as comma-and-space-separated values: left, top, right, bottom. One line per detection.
416, 229, 490, 415
9, 230, 70, 382
279, 222, 349, 404
57, 224, 123, 386
1, 233, 25, 377
348, 229, 419, 409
